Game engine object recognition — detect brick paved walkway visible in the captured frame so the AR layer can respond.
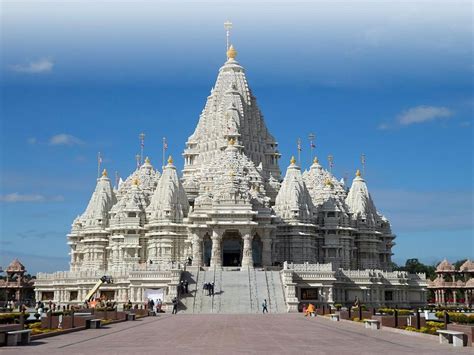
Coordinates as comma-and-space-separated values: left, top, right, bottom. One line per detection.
3, 314, 473, 354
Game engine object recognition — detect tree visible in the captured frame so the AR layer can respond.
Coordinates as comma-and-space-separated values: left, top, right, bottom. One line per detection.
396, 258, 437, 280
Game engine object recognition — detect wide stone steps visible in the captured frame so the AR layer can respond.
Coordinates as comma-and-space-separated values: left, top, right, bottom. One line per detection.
179, 268, 286, 314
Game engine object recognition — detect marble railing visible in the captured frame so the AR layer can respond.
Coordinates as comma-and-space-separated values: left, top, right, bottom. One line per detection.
36, 263, 180, 283
283, 262, 334, 271
128, 272, 172, 279
294, 272, 337, 280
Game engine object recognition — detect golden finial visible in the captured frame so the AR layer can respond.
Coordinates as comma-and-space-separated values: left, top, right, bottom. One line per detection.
145, 156, 150, 164
325, 178, 334, 187
313, 156, 319, 164
133, 178, 139, 186
356, 169, 361, 177
102, 169, 107, 177
167, 155, 173, 165
228, 137, 236, 145
290, 156, 296, 165
227, 45, 237, 59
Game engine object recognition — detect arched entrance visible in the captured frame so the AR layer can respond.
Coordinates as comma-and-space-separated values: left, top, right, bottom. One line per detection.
222, 231, 242, 267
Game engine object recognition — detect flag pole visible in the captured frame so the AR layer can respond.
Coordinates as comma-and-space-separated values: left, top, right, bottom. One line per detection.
162, 137, 167, 171
328, 154, 334, 174
297, 138, 302, 166
308, 132, 315, 164
361, 154, 366, 177
139, 132, 145, 165
97, 152, 102, 179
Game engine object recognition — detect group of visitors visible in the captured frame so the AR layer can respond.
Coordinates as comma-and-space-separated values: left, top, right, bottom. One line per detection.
146, 298, 163, 313
203, 282, 215, 296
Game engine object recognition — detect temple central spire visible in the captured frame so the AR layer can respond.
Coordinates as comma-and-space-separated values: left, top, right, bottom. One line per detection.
182, 37, 281, 201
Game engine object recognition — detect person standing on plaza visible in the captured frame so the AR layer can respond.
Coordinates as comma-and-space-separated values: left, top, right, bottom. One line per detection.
172, 297, 178, 314
156, 299, 162, 313
184, 280, 189, 294
262, 299, 268, 314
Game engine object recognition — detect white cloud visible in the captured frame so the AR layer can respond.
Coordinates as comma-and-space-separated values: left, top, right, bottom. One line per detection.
49, 134, 84, 146
397, 105, 453, 125
378, 105, 454, 130
10, 58, 54, 74
0, 193, 64, 203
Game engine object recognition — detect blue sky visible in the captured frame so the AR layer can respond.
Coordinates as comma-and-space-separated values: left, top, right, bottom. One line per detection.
1, 0, 473, 273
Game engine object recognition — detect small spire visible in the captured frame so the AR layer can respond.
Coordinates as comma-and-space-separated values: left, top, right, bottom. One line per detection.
290, 156, 296, 165
227, 45, 237, 60
356, 169, 361, 177
145, 156, 150, 164
102, 169, 108, 177
313, 156, 319, 164
167, 155, 174, 165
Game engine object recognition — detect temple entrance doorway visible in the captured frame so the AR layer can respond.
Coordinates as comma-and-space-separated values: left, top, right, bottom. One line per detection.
252, 234, 263, 267
222, 231, 242, 267
203, 233, 212, 267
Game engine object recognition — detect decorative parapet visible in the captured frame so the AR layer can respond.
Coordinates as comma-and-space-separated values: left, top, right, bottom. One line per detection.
283, 261, 333, 272
282, 264, 427, 289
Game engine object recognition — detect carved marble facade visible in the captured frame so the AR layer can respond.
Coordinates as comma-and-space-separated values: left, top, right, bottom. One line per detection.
34, 41, 418, 309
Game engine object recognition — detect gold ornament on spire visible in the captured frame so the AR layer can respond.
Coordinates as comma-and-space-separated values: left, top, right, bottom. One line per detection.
102, 169, 108, 177
228, 137, 236, 145
133, 178, 139, 186
227, 45, 237, 59
313, 156, 319, 164
290, 156, 296, 165
145, 156, 150, 164
167, 155, 173, 165
356, 169, 361, 177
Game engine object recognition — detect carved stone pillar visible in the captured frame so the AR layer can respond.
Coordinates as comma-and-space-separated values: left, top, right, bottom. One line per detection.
192, 233, 203, 267
210, 230, 222, 268
241, 231, 254, 268
262, 235, 273, 267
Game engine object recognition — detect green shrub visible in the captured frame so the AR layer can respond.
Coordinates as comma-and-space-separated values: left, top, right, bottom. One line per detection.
0, 313, 24, 324
28, 322, 42, 329
377, 308, 412, 316
426, 321, 444, 329
435, 312, 474, 324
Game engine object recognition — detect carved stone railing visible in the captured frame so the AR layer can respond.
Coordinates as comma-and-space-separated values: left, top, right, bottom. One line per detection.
283, 262, 334, 272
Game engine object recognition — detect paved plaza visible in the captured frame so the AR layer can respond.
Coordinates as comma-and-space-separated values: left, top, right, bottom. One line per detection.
4, 314, 473, 354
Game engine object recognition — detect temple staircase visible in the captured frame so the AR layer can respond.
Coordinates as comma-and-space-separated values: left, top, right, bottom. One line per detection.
179, 267, 286, 314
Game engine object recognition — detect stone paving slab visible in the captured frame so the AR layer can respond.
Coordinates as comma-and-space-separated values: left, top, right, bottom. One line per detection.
3, 314, 473, 354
